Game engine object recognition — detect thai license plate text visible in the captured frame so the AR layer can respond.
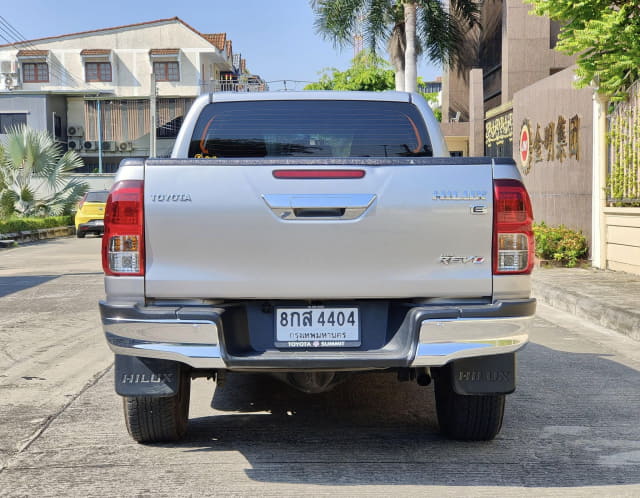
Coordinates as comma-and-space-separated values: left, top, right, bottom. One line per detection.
275, 307, 360, 348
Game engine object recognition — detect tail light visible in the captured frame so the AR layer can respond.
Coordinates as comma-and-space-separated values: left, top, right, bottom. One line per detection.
493, 179, 534, 275
102, 180, 144, 276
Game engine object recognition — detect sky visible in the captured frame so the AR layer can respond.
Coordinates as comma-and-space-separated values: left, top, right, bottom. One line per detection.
0, 0, 440, 91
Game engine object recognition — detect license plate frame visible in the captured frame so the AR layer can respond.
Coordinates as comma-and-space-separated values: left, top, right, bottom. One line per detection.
274, 307, 360, 348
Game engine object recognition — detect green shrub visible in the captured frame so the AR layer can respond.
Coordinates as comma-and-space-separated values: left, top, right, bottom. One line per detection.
0, 215, 73, 234
533, 222, 589, 268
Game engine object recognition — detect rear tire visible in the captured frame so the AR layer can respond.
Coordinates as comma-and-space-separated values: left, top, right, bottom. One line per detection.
433, 365, 505, 441
123, 369, 190, 443
76, 231, 85, 238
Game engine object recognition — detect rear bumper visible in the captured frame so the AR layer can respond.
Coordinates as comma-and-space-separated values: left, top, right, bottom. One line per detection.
77, 220, 104, 234
100, 299, 534, 370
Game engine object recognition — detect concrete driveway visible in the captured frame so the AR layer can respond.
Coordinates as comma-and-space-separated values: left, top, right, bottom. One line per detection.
1, 238, 639, 496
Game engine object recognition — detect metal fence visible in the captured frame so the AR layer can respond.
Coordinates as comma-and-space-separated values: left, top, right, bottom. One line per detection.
200, 79, 268, 94
608, 80, 640, 206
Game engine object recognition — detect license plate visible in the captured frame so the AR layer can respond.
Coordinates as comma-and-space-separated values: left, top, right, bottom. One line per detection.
275, 307, 360, 348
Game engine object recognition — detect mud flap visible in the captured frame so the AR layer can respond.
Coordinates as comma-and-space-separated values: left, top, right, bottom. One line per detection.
115, 355, 181, 397
450, 353, 516, 395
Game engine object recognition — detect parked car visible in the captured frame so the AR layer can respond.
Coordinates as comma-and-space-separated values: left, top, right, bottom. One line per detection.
100, 91, 535, 443
75, 190, 108, 238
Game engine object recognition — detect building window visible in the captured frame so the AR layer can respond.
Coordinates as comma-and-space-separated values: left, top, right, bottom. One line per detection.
0, 113, 27, 133
86, 62, 112, 82
23, 62, 49, 82
153, 61, 180, 82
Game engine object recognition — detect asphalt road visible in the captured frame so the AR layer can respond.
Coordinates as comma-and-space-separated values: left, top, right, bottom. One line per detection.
1, 237, 639, 496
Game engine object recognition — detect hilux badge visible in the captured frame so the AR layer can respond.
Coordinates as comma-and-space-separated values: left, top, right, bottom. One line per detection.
433, 190, 487, 201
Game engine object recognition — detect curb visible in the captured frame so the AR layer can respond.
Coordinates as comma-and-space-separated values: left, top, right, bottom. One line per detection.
0, 226, 75, 246
532, 278, 640, 342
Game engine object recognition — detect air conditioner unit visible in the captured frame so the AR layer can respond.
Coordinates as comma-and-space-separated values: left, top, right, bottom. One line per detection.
102, 141, 115, 152
118, 141, 133, 152
83, 140, 98, 151
83, 140, 116, 152
67, 125, 84, 137
68, 139, 83, 151
0, 60, 15, 74
3, 73, 20, 90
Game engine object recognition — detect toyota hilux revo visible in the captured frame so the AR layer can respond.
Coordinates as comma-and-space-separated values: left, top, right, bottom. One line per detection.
99, 91, 535, 443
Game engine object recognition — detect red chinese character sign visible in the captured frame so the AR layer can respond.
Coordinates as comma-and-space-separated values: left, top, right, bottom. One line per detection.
519, 121, 532, 174
518, 115, 580, 175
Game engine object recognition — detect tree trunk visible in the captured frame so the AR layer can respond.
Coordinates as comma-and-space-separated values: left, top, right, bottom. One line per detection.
394, 69, 406, 91
391, 55, 405, 91
388, 23, 406, 91
404, 1, 418, 93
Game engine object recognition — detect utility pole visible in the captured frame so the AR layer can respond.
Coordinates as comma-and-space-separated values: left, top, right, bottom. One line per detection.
97, 97, 103, 173
150, 73, 157, 157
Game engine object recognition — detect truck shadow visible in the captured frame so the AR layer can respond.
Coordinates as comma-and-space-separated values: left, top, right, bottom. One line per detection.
182, 342, 640, 488
0, 275, 59, 298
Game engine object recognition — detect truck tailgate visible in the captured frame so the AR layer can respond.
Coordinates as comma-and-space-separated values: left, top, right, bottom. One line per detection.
144, 160, 494, 299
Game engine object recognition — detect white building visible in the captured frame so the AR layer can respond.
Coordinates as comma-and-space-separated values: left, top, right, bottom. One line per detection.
0, 17, 266, 172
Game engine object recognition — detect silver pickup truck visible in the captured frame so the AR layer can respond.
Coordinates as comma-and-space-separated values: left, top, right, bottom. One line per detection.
99, 91, 535, 443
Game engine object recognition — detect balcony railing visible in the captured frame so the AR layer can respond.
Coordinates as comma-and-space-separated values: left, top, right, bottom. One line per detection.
200, 79, 268, 94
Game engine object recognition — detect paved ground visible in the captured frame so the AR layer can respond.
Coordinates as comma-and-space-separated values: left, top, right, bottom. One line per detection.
0, 237, 111, 474
0, 238, 639, 496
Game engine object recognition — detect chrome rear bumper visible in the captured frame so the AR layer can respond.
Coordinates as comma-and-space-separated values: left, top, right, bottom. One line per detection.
100, 299, 534, 370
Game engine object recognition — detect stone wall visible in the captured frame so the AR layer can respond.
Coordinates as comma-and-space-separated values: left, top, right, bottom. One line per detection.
512, 66, 593, 243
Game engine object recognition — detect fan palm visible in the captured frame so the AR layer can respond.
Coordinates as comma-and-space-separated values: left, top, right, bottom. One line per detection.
0, 125, 88, 218
311, 0, 479, 91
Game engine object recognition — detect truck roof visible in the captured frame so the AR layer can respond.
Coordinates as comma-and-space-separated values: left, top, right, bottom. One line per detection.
206, 90, 413, 104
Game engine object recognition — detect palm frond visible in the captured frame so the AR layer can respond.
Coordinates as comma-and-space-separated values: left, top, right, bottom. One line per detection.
362, 0, 393, 53
38, 179, 88, 216
312, 0, 367, 48
0, 126, 87, 218
449, 0, 481, 29
418, 0, 471, 68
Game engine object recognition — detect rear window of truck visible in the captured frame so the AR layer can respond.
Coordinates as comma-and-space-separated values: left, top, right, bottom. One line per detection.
188, 100, 433, 158
85, 191, 108, 202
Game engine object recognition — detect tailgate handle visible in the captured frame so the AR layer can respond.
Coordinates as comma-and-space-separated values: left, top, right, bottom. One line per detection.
293, 208, 346, 218
262, 194, 376, 220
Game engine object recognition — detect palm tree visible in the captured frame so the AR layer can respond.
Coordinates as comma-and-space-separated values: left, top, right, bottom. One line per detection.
0, 125, 88, 218
311, 0, 479, 92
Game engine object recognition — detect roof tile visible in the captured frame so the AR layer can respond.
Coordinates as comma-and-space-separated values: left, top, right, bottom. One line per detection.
0, 17, 183, 49
80, 49, 111, 56
203, 33, 226, 51
16, 49, 49, 57
149, 48, 180, 56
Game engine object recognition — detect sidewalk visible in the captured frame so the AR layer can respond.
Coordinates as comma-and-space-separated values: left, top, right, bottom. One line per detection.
531, 266, 640, 341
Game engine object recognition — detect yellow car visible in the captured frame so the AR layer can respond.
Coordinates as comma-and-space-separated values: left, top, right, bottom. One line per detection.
75, 190, 108, 238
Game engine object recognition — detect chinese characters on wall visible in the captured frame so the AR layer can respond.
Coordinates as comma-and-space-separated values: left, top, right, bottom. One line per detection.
520, 114, 580, 174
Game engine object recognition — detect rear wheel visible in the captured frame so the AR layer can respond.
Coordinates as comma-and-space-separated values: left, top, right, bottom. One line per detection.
433, 365, 505, 441
76, 231, 85, 238
123, 369, 191, 443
